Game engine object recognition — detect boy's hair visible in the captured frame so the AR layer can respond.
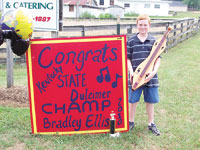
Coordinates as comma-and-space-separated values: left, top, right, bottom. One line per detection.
136, 14, 151, 25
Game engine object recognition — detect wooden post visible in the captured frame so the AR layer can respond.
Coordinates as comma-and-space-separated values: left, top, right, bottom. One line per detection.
51, 31, 58, 38
190, 19, 194, 37
186, 20, 190, 39
117, 15, 120, 35
173, 23, 176, 47
59, 0, 63, 31
127, 25, 132, 35
6, 40, 13, 88
51, 0, 63, 38
198, 17, 200, 29
195, 18, 199, 33
165, 22, 170, 52
81, 26, 85, 37
180, 22, 183, 42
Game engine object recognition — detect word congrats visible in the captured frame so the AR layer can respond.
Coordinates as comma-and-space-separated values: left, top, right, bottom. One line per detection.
26, 35, 129, 135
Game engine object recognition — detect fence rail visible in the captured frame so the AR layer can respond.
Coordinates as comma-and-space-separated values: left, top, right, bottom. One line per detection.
0, 17, 200, 64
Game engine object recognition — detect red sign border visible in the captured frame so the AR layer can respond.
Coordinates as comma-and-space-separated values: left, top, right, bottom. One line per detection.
26, 35, 129, 135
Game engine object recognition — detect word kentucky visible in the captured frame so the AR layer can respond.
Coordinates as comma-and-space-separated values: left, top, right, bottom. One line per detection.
36, 66, 63, 94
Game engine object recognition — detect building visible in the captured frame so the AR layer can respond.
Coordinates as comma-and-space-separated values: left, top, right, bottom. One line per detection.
63, 0, 172, 18
97, 0, 171, 16
105, 5, 125, 18
168, 1, 187, 12
63, 0, 103, 18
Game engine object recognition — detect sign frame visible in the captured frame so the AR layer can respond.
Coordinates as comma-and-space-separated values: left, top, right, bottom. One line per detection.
26, 35, 129, 135
2, 0, 59, 31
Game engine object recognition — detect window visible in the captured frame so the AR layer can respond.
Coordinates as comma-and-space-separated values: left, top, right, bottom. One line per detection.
110, 0, 114, 5
144, 4, 150, 8
69, 5, 74, 12
124, 3, 130, 8
100, 0, 104, 5
154, 4, 160, 9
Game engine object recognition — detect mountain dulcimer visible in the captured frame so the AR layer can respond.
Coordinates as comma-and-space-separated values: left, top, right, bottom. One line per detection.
132, 27, 171, 91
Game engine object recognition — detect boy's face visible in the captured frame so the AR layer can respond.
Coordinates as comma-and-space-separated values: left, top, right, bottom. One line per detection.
137, 19, 150, 35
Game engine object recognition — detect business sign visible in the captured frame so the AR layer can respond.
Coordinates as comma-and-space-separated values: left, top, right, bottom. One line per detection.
26, 35, 129, 135
2, 0, 59, 31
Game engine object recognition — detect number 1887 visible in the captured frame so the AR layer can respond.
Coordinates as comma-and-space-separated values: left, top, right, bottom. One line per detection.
34, 16, 51, 22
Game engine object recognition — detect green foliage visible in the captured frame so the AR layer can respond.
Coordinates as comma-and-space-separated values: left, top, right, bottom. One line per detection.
99, 13, 115, 19
0, 63, 27, 87
124, 12, 138, 17
183, 0, 200, 9
149, 11, 200, 19
79, 11, 96, 19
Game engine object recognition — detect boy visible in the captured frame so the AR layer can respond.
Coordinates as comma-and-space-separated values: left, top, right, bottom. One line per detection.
127, 14, 161, 136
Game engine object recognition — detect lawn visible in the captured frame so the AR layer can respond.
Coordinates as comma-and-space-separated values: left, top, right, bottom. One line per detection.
0, 29, 200, 149
125, 11, 200, 19
151, 11, 200, 19
174, 11, 200, 19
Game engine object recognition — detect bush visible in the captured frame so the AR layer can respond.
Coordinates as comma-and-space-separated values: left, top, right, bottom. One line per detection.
124, 12, 138, 17
99, 13, 115, 19
79, 11, 96, 19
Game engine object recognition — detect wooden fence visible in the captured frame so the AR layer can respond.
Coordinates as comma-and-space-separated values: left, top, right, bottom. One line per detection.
0, 17, 200, 64
0, 17, 200, 87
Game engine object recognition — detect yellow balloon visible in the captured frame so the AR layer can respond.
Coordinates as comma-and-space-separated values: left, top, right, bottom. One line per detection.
14, 8, 33, 40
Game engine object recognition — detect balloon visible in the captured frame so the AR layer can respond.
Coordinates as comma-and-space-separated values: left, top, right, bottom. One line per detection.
1, 8, 33, 40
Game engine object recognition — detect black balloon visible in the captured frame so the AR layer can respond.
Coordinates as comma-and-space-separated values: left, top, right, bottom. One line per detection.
0, 29, 29, 56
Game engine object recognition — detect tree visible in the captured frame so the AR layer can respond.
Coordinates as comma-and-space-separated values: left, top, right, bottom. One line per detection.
183, 0, 200, 9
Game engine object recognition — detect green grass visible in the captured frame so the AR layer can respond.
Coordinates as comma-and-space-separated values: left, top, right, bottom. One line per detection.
1, 32, 200, 149
151, 11, 200, 19
173, 11, 200, 19
125, 11, 200, 19
0, 63, 28, 87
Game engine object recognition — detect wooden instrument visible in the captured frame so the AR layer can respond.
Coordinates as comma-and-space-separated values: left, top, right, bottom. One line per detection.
132, 27, 171, 91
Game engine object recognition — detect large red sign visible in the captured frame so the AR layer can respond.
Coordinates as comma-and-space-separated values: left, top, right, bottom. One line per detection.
26, 35, 128, 135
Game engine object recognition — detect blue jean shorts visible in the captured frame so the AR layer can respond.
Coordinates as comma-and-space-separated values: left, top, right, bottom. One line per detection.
129, 86, 159, 104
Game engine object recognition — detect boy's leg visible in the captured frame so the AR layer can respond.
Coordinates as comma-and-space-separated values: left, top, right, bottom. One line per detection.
143, 86, 159, 123
129, 102, 138, 122
128, 87, 143, 130
146, 103, 154, 124
144, 87, 160, 135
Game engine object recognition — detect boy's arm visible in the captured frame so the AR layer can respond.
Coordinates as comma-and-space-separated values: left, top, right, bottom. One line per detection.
127, 59, 134, 83
145, 57, 161, 82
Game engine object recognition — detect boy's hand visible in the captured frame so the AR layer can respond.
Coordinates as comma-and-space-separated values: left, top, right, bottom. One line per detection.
145, 71, 156, 83
129, 71, 134, 84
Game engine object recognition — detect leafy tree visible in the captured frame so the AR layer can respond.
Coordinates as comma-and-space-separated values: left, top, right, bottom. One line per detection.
183, 0, 200, 9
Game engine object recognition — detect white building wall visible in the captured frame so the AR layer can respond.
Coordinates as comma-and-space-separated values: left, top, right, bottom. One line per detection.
105, 7, 124, 18
64, 0, 170, 18
116, 1, 169, 16
79, 7, 104, 18
134, 2, 169, 16
99, 0, 110, 7
63, 5, 77, 18
64, 5, 104, 18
